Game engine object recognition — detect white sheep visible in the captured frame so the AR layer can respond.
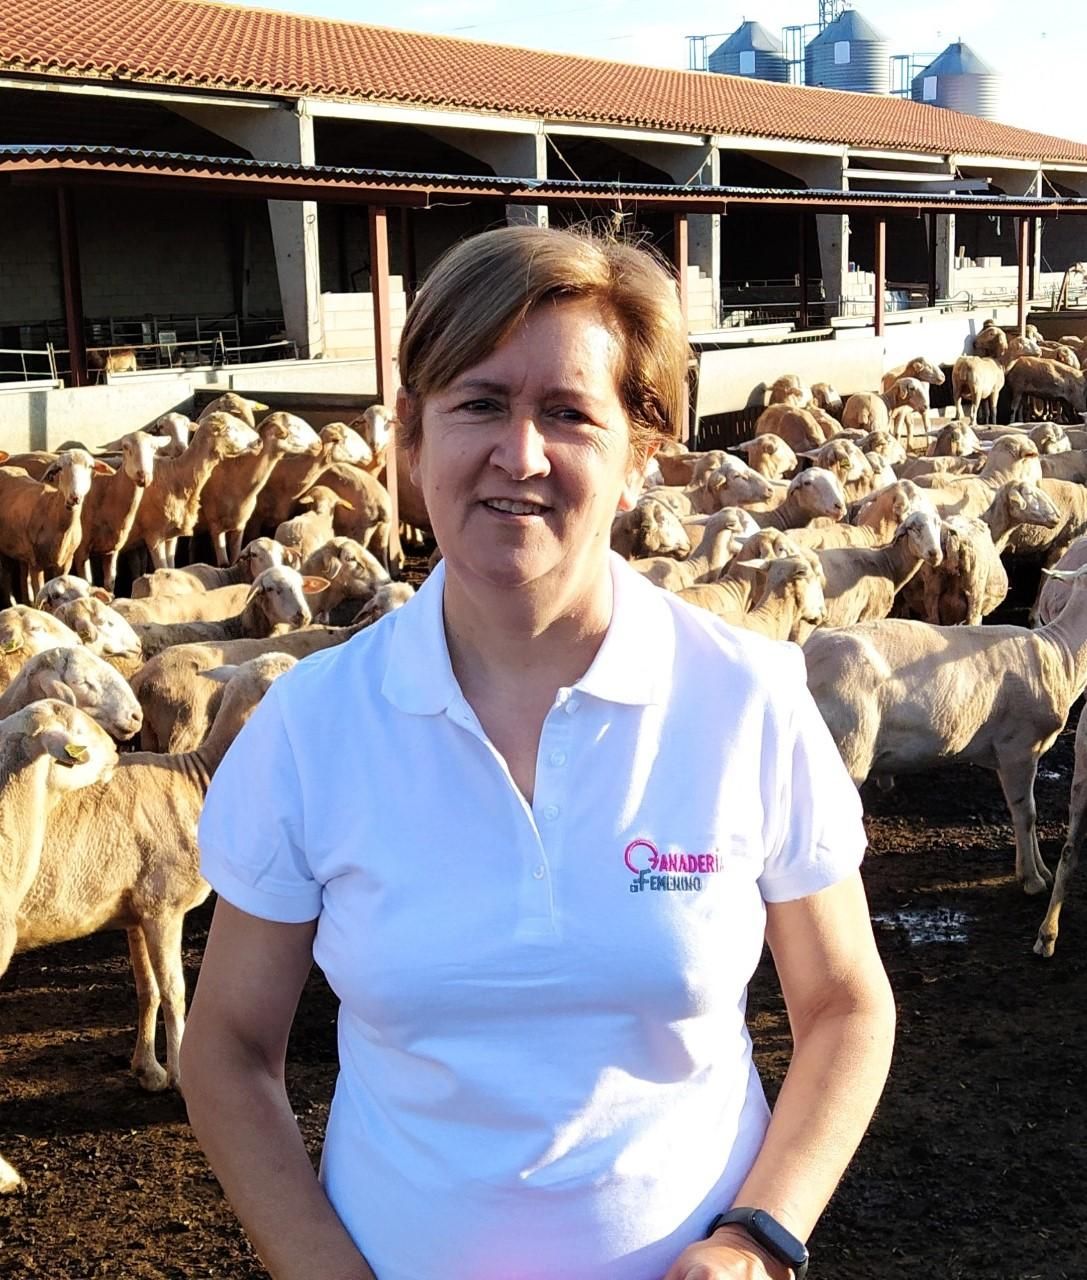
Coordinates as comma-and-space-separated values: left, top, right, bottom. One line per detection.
1034, 698, 1087, 957
0, 699, 119, 1193
804, 561, 1087, 894
611, 499, 691, 560
0, 647, 142, 740
952, 356, 1005, 426
275, 485, 356, 562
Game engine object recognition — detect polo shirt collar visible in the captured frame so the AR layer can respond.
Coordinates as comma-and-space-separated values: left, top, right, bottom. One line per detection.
380, 552, 673, 716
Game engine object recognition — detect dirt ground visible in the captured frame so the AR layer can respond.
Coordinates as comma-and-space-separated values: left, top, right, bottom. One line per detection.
3, 576, 1087, 1277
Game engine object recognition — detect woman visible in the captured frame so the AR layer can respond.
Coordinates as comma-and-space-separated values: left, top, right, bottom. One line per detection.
184, 225, 895, 1280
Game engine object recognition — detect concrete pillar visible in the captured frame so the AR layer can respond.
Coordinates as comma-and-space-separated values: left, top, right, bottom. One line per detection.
170, 101, 324, 357
767, 153, 849, 312
934, 213, 956, 301
432, 129, 548, 229
607, 139, 721, 325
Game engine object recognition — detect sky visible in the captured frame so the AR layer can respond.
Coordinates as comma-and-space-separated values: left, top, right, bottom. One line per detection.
230, 0, 1079, 142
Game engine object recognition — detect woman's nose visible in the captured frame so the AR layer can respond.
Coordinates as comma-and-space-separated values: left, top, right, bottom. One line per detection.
491, 415, 550, 479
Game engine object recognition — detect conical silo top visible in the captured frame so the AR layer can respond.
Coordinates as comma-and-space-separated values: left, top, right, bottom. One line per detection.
807, 8, 888, 45
917, 41, 997, 77
718, 20, 783, 54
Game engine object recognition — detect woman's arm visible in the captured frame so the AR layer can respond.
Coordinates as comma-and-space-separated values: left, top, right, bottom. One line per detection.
664, 871, 896, 1279
181, 899, 375, 1280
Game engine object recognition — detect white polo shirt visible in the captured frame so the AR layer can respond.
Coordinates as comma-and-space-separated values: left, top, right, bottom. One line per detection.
198, 554, 866, 1280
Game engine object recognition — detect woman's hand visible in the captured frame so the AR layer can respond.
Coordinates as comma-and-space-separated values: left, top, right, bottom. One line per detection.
662, 1225, 793, 1280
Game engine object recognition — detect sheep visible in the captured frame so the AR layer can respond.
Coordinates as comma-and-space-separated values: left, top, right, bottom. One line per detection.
198, 393, 268, 428
881, 357, 946, 394
349, 581, 416, 624
274, 485, 355, 562
810, 382, 843, 418
733, 434, 799, 481
1005, 335, 1042, 363
52, 597, 144, 680
842, 378, 929, 434
900, 482, 1061, 626
643, 457, 774, 518
1037, 341, 1080, 369
924, 421, 984, 459
632, 508, 752, 592
768, 373, 811, 405
199, 411, 321, 567
813, 509, 943, 629
803, 562, 1087, 894
857, 431, 907, 470
1030, 422, 1071, 456
798, 438, 875, 504
0, 449, 106, 600
653, 441, 693, 487
96, 413, 193, 460
124, 412, 261, 570
131, 537, 294, 598
1001, 478, 1087, 566
611, 499, 691, 560
127, 565, 326, 661
0, 646, 142, 741
300, 538, 391, 624
952, 356, 1005, 426
312, 461, 396, 571
14, 653, 294, 1113
0, 606, 81, 691
754, 404, 831, 452
1031, 536, 1087, 626
678, 553, 827, 643
0, 698, 119, 1193
113, 583, 253, 626
744, 468, 848, 530
71, 430, 163, 593
914, 436, 1043, 519
34, 574, 103, 613
786, 480, 925, 552
1007, 357, 1087, 422
1034, 701, 1087, 957
346, 402, 394, 473
973, 319, 1008, 361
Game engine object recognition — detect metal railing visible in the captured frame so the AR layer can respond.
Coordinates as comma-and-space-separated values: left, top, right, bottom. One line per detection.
0, 343, 59, 386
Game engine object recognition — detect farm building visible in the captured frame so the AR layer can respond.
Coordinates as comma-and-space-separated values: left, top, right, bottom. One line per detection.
3, 0, 1087, 436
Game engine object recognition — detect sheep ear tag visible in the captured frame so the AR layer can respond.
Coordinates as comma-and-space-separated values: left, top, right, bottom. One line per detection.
1, 639, 21, 655
62, 742, 89, 766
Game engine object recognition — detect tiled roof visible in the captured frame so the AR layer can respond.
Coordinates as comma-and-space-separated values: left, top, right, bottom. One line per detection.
3, 0, 1087, 165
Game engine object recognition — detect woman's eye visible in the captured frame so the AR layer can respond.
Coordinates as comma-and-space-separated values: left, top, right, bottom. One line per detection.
458, 399, 500, 413
551, 407, 590, 424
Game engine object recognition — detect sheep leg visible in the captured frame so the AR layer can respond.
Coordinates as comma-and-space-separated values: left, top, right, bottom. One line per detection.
125, 925, 168, 1092
164, 537, 180, 569
147, 538, 170, 572
0, 913, 24, 1192
140, 913, 187, 1091
100, 551, 119, 595
225, 528, 244, 566
995, 758, 1051, 894
1034, 768, 1087, 957
211, 530, 230, 568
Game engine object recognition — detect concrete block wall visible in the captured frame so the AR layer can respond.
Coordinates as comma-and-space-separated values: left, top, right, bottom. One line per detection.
321, 285, 407, 360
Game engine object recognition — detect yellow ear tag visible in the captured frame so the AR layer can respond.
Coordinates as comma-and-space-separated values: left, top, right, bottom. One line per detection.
1, 639, 21, 655
64, 743, 89, 762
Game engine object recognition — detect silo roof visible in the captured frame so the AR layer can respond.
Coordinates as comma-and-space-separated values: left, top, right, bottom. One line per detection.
808, 9, 888, 45
717, 20, 783, 55
917, 42, 997, 78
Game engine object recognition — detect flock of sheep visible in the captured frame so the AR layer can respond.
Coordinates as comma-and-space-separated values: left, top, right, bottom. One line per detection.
2, 317, 1087, 1201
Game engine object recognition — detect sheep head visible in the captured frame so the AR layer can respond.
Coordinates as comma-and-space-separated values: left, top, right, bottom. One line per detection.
4, 700, 119, 790
15, 647, 142, 741
0, 606, 81, 658
199, 412, 262, 459
1000, 481, 1061, 530
245, 566, 326, 630
54, 598, 142, 661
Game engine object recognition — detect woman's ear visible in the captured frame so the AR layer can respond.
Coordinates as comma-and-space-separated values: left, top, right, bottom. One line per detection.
397, 386, 422, 485
618, 439, 661, 512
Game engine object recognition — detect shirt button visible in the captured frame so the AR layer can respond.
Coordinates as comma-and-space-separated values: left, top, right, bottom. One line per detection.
532, 865, 546, 880
548, 750, 567, 767
542, 803, 560, 821
564, 699, 579, 716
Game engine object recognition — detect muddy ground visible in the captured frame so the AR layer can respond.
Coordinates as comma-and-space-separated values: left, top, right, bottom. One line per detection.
2, 559, 1086, 1277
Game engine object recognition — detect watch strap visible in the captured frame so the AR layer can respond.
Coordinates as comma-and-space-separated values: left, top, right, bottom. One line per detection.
706, 1206, 809, 1280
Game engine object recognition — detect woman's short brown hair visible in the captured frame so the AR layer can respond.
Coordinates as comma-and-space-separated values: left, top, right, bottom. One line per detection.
396, 225, 689, 464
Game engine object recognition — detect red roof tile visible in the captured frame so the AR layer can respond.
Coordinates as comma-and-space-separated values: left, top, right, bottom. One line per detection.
3, 0, 1087, 165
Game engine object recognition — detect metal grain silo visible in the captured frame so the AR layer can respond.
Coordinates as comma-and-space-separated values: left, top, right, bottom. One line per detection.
911, 42, 1001, 120
805, 9, 889, 94
708, 20, 789, 82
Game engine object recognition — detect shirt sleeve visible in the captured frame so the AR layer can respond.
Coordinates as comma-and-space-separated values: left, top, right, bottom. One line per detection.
757, 644, 867, 903
198, 679, 323, 923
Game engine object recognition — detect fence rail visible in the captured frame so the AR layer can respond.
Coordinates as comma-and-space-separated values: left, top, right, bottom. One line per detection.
0, 344, 59, 387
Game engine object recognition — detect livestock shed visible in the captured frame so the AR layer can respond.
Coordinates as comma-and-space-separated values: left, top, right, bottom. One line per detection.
3, 0, 1087, 395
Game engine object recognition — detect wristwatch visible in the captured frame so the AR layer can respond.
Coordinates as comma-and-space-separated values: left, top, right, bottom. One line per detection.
706, 1206, 809, 1279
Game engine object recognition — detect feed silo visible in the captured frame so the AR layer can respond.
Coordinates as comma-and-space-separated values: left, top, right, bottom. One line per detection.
911, 42, 1001, 119
805, 9, 890, 94
708, 20, 789, 82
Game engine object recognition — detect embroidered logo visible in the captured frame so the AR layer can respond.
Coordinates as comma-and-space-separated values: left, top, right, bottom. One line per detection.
624, 838, 720, 893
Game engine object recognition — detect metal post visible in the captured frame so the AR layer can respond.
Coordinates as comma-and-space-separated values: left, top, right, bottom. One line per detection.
928, 212, 938, 308
401, 206, 418, 305
56, 186, 87, 388
1028, 217, 1039, 304
797, 214, 809, 330
673, 212, 691, 441
873, 216, 886, 338
368, 205, 403, 572
1017, 216, 1030, 336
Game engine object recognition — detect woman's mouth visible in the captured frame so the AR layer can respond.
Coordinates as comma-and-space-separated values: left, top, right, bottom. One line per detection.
482, 498, 550, 516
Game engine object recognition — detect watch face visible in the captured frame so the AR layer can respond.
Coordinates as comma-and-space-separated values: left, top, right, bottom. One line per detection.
750, 1209, 809, 1268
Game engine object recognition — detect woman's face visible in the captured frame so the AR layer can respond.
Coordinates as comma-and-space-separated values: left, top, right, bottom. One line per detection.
406, 298, 645, 600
